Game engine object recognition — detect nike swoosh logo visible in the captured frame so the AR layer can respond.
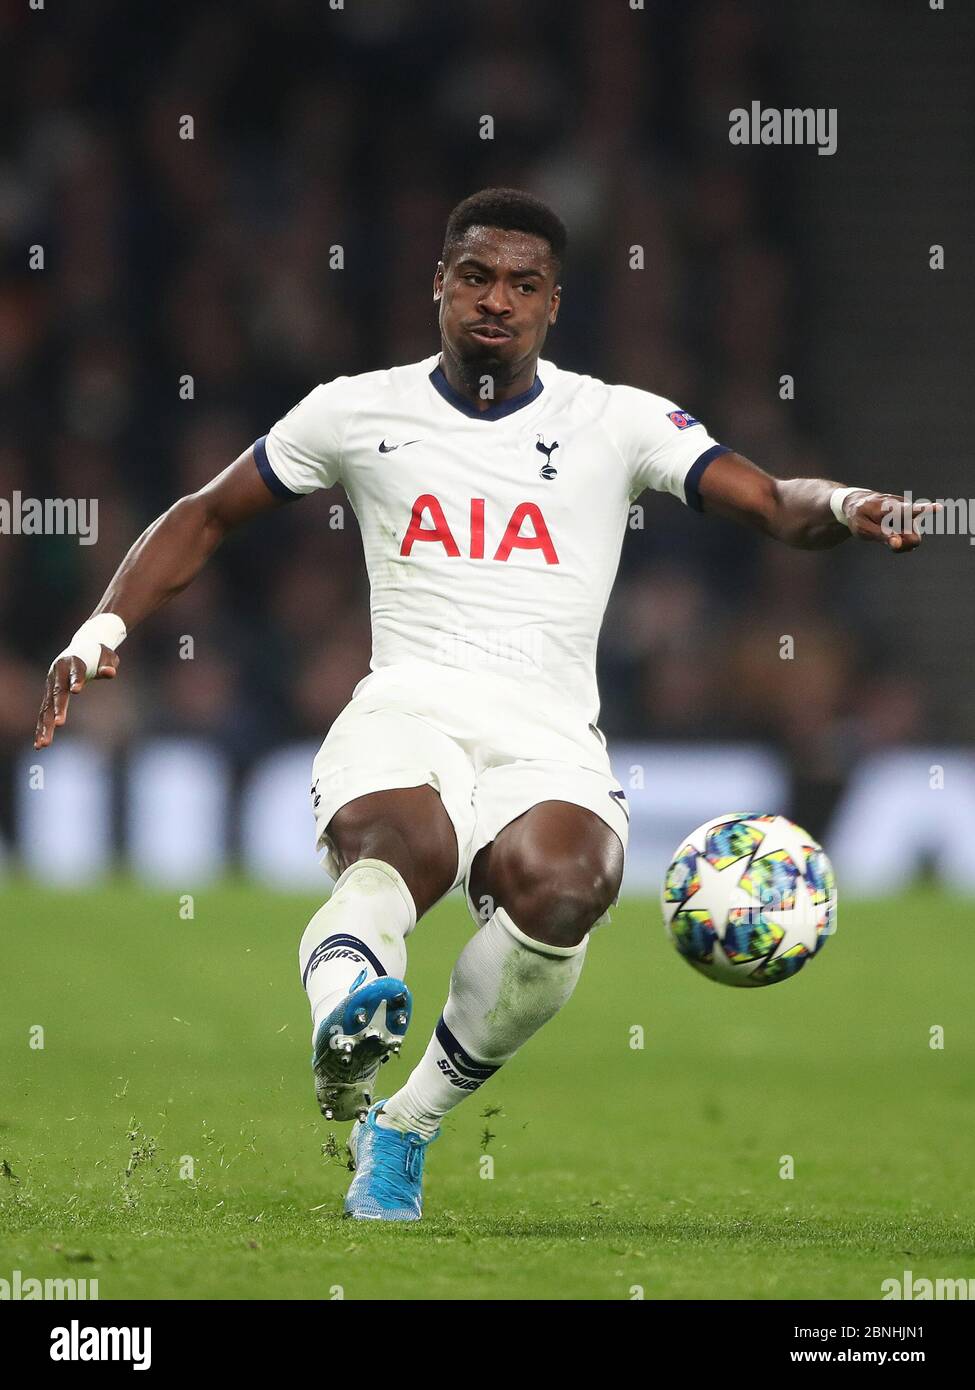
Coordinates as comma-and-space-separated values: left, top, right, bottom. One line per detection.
378, 438, 421, 453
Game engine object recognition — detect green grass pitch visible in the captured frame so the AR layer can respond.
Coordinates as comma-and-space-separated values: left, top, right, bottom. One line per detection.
1, 881, 973, 1301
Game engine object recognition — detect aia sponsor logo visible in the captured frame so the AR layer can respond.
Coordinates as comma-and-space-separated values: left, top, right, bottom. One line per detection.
400, 495, 559, 564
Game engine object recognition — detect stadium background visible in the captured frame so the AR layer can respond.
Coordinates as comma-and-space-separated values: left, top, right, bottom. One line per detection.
2, 0, 974, 892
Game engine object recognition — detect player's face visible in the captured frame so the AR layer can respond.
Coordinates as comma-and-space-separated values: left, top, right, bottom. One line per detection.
434, 226, 561, 381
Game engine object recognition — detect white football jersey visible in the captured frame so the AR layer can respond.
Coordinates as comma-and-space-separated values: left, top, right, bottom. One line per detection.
256, 354, 727, 724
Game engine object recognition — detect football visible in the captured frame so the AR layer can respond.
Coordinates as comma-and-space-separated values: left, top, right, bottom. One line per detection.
661, 813, 837, 987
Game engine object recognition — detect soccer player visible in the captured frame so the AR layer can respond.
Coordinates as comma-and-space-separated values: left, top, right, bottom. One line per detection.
34, 188, 932, 1222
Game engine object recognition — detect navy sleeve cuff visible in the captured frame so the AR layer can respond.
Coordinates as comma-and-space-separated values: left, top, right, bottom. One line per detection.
684, 444, 730, 513
253, 435, 300, 500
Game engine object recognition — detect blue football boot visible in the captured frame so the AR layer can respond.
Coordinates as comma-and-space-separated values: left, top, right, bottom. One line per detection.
313, 971, 412, 1123
344, 1100, 438, 1221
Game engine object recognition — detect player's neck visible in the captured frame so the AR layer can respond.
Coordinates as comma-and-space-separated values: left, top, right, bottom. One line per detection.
437, 348, 539, 412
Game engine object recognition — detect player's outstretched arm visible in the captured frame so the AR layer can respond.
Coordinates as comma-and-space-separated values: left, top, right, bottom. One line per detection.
33, 447, 284, 749
697, 450, 937, 552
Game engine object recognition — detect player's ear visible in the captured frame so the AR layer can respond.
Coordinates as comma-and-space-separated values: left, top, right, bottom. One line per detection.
433, 261, 445, 301
549, 284, 561, 324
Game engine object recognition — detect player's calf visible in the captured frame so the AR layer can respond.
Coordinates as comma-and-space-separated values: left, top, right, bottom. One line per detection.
299, 857, 416, 1122
300, 788, 459, 1125
377, 805, 622, 1150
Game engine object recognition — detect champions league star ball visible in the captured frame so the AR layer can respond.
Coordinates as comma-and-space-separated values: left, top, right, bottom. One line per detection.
661, 813, 837, 987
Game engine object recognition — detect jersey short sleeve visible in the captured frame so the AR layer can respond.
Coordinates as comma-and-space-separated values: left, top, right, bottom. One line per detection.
254, 377, 350, 498
605, 384, 729, 510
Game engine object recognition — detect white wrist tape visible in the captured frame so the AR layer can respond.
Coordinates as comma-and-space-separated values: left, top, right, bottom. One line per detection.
54, 613, 127, 680
829, 487, 869, 528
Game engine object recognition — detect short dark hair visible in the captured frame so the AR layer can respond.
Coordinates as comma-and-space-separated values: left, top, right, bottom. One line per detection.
442, 187, 567, 272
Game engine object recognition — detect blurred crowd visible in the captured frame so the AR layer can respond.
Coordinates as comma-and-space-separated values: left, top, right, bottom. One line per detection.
0, 0, 926, 814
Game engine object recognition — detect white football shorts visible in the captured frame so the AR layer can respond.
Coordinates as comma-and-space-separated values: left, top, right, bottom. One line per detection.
310, 660, 629, 922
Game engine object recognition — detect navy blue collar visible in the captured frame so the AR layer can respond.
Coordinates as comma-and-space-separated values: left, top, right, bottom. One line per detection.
429, 361, 544, 420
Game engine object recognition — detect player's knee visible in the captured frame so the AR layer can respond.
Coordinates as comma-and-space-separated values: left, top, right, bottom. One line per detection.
326, 790, 457, 915
328, 797, 391, 863
497, 847, 622, 949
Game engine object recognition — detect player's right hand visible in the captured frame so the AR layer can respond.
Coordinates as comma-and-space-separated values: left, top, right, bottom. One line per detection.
33, 645, 120, 749
842, 491, 940, 553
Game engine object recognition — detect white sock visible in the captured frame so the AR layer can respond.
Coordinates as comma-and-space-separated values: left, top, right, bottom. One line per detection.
378, 907, 587, 1138
298, 858, 416, 1039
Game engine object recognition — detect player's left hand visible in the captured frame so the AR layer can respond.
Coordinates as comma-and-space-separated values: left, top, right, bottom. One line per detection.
842, 491, 941, 553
